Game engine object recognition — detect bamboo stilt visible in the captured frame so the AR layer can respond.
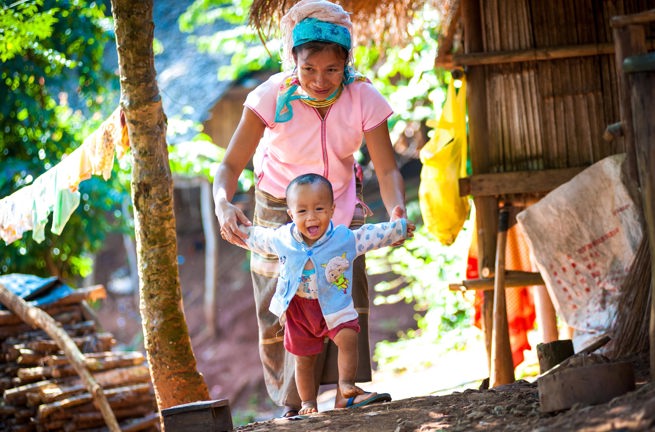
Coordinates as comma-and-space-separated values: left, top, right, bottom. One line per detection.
489, 207, 515, 387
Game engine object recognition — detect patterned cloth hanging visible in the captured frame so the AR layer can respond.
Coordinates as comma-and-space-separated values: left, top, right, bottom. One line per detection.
0, 107, 130, 245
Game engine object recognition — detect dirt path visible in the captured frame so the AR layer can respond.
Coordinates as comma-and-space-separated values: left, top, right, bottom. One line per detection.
234, 356, 655, 431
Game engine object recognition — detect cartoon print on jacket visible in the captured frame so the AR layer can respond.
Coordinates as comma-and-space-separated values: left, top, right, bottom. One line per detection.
323, 253, 350, 294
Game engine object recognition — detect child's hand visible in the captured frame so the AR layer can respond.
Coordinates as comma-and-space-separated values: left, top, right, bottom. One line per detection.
390, 205, 415, 244
406, 220, 416, 238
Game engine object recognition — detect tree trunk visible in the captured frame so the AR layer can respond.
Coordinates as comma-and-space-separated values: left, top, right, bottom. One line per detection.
109, 0, 210, 411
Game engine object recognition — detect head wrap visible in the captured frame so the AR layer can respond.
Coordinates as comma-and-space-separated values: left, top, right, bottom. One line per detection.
292, 18, 351, 51
275, 0, 363, 123
280, 0, 353, 72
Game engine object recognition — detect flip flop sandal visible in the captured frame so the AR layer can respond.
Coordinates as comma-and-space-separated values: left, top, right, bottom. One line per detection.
281, 408, 299, 418
345, 392, 392, 409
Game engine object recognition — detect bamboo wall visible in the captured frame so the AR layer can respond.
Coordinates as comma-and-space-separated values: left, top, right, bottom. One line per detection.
473, 0, 655, 174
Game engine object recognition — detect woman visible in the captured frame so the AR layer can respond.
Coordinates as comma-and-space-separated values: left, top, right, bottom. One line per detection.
213, 0, 407, 417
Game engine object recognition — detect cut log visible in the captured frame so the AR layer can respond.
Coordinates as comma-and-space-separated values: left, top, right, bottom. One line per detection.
42, 350, 144, 367
26, 332, 115, 354
0, 308, 84, 337
37, 382, 153, 421
0, 282, 120, 432
34, 365, 151, 405
538, 361, 635, 412
536, 339, 574, 373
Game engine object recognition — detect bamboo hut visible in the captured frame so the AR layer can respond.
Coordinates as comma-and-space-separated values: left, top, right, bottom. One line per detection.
249, 0, 655, 382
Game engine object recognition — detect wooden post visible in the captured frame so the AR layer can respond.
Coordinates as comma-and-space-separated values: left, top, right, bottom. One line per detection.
490, 207, 515, 387
461, 0, 496, 372
174, 176, 219, 337
624, 52, 655, 379
611, 21, 647, 192
0, 283, 121, 432
200, 179, 219, 338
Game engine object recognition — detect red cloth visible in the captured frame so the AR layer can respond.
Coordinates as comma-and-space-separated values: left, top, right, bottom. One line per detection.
468, 224, 536, 367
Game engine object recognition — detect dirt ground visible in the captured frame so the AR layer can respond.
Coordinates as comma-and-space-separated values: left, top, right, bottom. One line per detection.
234, 357, 655, 432
93, 188, 655, 431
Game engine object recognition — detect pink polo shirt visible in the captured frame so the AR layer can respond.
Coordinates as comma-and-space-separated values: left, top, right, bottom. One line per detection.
245, 72, 393, 226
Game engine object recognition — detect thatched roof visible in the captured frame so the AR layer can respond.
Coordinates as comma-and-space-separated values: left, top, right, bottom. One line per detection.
152, 0, 233, 139
248, 0, 456, 48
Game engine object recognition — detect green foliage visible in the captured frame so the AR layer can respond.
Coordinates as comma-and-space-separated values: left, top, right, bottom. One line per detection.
179, 0, 280, 81
0, 0, 126, 282
168, 134, 254, 191
366, 212, 476, 369
0, 0, 59, 62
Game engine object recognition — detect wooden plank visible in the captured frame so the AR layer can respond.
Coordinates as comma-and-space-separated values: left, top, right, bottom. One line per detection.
162, 399, 233, 432
449, 270, 544, 291
459, 167, 585, 197
611, 9, 655, 28
454, 43, 616, 66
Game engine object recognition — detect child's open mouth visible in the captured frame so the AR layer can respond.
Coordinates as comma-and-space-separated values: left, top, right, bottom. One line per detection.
307, 226, 320, 236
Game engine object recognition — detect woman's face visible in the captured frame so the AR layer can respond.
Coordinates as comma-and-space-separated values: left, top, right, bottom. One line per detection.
295, 47, 346, 101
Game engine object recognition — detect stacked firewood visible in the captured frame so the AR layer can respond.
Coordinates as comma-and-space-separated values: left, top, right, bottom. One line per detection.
0, 285, 159, 431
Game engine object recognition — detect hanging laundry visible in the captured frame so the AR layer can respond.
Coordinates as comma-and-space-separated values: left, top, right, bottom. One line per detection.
84, 107, 129, 180
0, 107, 130, 245
52, 166, 81, 235
31, 169, 58, 243
0, 185, 35, 244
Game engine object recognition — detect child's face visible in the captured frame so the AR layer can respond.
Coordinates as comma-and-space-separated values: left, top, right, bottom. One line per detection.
286, 182, 335, 246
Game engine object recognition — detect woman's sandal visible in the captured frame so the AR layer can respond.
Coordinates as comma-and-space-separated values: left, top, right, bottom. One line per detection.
281, 407, 299, 418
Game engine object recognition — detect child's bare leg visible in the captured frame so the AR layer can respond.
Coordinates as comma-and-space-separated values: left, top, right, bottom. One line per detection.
332, 328, 364, 398
295, 354, 319, 415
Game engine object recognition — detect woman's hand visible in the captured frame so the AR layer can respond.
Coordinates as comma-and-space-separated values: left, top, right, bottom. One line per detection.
215, 199, 251, 248
212, 107, 264, 248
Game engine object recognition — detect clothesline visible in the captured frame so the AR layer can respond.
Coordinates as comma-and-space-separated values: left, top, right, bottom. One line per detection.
0, 107, 130, 245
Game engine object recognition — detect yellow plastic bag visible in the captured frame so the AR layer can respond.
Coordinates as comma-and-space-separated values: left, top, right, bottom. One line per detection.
419, 76, 469, 246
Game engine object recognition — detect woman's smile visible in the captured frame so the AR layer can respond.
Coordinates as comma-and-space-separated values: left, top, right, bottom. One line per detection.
296, 49, 345, 101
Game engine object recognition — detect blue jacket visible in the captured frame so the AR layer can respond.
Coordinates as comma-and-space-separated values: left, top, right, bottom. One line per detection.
244, 219, 407, 329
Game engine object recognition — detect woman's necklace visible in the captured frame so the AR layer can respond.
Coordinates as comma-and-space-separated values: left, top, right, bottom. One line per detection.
300, 85, 343, 109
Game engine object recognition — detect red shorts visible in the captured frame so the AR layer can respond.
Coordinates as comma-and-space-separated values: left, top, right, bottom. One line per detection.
284, 295, 360, 356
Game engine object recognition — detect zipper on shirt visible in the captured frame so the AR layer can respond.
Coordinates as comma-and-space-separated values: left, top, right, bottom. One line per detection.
315, 107, 332, 178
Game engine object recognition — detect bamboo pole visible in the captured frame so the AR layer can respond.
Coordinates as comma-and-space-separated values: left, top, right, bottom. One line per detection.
0, 283, 121, 432
489, 207, 515, 387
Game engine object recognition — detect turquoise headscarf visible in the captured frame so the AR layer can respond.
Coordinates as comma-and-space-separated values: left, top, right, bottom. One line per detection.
292, 17, 351, 51
275, 18, 361, 123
